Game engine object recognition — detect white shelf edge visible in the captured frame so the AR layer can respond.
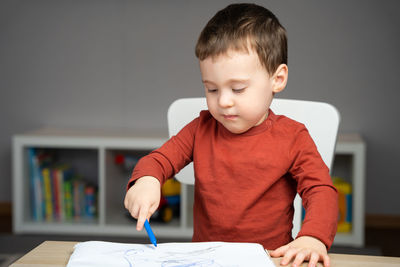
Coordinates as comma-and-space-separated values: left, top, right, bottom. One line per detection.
334, 233, 364, 247
12, 139, 24, 234
13, 135, 166, 150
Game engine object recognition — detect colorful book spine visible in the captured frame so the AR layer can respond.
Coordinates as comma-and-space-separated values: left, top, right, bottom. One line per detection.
73, 180, 84, 219
56, 167, 67, 221
79, 182, 85, 218
85, 186, 96, 219
42, 168, 53, 221
51, 169, 60, 221
28, 148, 43, 221
64, 180, 73, 220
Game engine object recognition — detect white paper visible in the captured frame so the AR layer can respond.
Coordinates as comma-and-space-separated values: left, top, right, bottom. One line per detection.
67, 241, 275, 267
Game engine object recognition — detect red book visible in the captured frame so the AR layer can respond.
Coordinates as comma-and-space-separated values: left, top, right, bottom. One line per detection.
52, 169, 60, 221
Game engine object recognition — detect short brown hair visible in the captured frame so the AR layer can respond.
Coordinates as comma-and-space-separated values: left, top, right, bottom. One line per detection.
195, 3, 287, 75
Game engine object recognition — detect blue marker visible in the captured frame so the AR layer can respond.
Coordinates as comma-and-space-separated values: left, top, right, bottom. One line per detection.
144, 219, 157, 247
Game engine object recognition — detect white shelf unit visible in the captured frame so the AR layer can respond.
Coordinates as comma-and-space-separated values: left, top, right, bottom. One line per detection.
331, 133, 366, 247
12, 128, 192, 239
13, 129, 365, 247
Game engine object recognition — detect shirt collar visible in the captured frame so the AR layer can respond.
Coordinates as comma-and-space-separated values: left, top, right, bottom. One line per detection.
219, 109, 277, 137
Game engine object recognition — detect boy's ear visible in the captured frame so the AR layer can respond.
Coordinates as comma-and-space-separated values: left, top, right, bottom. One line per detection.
271, 64, 288, 93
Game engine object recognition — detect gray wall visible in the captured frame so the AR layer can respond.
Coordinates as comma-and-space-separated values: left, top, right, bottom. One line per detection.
1, 1, 399, 215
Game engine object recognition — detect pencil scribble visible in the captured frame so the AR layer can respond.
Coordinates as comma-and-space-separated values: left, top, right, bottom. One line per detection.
117, 245, 238, 267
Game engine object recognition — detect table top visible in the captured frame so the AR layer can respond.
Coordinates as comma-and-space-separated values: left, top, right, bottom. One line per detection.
10, 241, 400, 267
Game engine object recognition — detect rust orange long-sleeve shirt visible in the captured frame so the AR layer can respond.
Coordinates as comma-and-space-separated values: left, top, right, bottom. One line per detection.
128, 110, 338, 249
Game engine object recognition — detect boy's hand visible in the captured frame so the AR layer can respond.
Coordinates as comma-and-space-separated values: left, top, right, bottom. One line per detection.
124, 176, 161, 231
269, 236, 330, 267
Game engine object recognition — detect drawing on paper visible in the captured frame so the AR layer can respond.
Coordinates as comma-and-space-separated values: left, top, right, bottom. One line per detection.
66, 241, 275, 267
120, 245, 227, 267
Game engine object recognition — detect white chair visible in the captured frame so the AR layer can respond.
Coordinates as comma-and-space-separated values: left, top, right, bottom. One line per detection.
167, 97, 340, 238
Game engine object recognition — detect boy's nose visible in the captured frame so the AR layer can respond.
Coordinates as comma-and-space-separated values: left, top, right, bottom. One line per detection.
218, 91, 234, 108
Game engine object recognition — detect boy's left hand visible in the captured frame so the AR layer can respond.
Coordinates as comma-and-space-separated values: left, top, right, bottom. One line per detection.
269, 236, 330, 267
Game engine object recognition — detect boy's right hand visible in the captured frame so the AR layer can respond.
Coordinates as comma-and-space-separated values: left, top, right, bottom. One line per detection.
124, 176, 161, 231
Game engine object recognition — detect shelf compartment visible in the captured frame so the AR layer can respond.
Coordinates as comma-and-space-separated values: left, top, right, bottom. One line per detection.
22, 147, 99, 225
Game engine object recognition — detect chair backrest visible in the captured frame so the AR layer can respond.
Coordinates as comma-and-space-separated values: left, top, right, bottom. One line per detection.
167, 97, 340, 238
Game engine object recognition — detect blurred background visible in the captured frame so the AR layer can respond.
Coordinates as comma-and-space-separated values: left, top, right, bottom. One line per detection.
1, 0, 399, 264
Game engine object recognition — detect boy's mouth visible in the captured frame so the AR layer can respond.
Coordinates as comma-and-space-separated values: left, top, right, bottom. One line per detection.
223, 114, 238, 120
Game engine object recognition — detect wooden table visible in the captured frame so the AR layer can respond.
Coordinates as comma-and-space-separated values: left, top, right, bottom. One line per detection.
10, 241, 400, 267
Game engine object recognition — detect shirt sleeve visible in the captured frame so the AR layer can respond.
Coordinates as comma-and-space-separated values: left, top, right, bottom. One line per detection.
288, 126, 338, 249
126, 116, 199, 190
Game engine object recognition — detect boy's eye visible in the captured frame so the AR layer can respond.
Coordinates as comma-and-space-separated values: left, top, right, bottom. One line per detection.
232, 88, 245, 93
207, 88, 218, 93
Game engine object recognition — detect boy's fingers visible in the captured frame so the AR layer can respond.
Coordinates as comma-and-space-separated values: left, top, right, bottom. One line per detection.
136, 217, 145, 231
292, 251, 306, 267
136, 207, 149, 231
322, 254, 330, 267
270, 244, 289, 257
308, 252, 319, 267
281, 248, 298, 266
149, 203, 159, 214
129, 203, 139, 219
293, 252, 306, 267
145, 202, 159, 223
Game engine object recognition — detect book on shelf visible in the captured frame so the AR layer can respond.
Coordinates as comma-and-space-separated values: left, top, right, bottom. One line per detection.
28, 148, 98, 222
28, 148, 43, 221
64, 179, 74, 220
42, 168, 53, 221
51, 168, 61, 221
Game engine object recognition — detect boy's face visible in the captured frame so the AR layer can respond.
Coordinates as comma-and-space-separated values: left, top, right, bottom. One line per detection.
199, 49, 286, 134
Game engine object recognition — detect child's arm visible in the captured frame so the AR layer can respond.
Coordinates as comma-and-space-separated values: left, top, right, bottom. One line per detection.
124, 176, 161, 231
269, 236, 330, 267
124, 116, 201, 230
270, 126, 338, 267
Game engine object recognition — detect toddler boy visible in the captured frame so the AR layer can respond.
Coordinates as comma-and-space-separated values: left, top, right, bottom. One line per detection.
125, 4, 338, 267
